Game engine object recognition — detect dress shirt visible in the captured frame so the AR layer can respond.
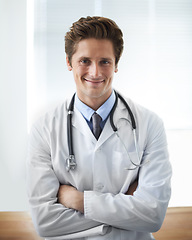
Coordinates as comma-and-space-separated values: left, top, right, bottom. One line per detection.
74, 90, 116, 131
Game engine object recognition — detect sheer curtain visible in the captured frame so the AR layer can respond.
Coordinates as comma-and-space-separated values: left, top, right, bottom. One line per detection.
28, 0, 192, 206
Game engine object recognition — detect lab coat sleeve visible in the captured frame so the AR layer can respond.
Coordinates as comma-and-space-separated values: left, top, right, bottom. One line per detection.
26, 122, 103, 239
84, 115, 172, 233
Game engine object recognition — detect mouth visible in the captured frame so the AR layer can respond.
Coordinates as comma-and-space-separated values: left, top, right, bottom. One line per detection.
83, 78, 105, 84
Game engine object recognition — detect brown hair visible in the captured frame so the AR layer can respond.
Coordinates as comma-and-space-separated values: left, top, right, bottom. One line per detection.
65, 16, 124, 66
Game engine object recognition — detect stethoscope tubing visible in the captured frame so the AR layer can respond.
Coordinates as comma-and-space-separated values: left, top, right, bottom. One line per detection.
67, 93, 75, 157
66, 91, 149, 171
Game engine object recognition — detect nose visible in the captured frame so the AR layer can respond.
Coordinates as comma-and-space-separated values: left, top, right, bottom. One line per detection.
89, 62, 101, 78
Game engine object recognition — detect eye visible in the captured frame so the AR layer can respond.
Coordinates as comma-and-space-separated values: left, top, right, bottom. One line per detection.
100, 59, 111, 65
101, 60, 109, 64
80, 59, 90, 65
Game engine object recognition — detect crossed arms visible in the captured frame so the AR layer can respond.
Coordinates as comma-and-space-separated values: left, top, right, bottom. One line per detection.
27, 110, 172, 238
57, 180, 138, 213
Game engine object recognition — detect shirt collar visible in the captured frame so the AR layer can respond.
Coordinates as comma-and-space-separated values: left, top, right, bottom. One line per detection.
74, 90, 116, 122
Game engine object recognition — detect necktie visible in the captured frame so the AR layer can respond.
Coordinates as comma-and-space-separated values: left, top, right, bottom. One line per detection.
92, 112, 102, 140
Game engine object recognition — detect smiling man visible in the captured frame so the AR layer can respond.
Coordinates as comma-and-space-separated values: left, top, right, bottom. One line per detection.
27, 16, 172, 240
67, 38, 117, 110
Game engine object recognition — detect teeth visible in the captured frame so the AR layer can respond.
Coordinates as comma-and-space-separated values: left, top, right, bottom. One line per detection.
84, 78, 104, 82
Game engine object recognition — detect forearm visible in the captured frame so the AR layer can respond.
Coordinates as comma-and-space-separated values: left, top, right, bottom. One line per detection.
125, 180, 138, 196
29, 182, 102, 238
27, 155, 101, 237
84, 149, 172, 233
58, 185, 84, 213
58, 182, 161, 233
57, 179, 138, 213
84, 188, 168, 233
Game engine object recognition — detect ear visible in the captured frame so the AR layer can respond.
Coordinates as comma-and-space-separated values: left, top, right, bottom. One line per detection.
114, 67, 118, 73
66, 55, 72, 71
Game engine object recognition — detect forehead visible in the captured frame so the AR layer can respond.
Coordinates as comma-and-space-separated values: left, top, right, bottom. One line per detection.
73, 38, 115, 59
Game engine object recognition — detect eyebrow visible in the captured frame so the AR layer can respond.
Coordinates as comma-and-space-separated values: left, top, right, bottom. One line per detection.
79, 57, 90, 60
78, 57, 113, 61
100, 57, 113, 62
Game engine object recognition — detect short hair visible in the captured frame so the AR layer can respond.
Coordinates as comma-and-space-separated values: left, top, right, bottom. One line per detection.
65, 16, 124, 66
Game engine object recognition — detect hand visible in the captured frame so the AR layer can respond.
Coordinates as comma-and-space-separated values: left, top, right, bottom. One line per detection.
58, 185, 84, 213
126, 180, 138, 196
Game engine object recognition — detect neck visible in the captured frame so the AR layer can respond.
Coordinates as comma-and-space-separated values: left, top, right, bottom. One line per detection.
77, 91, 112, 111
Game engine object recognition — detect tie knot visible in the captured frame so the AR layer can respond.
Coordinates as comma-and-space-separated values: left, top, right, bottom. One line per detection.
92, 112, 102, 123
92, 113, 102, 140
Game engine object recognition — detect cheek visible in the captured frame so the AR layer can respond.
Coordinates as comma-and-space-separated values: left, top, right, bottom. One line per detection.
105, 68, 115, 79
72, 67, 84, 79
74, 66, 88, 77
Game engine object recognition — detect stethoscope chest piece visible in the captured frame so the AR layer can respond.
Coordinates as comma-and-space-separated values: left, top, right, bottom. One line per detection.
66, 155, 76, 172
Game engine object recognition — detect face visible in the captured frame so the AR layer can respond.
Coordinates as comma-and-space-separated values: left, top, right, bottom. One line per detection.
66, 38, 118, 109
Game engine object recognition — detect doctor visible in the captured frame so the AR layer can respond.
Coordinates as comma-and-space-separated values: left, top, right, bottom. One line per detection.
27, 16, 172, 240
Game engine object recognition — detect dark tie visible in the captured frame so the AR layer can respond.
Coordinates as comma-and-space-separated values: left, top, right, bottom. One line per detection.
92, 112, 102, 140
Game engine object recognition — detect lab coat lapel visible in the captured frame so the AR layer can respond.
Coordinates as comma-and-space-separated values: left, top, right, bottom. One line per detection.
97, 99, 130, 148
71, 107, 117, 149
97, 119, 114, 147
72, 106, 97, 143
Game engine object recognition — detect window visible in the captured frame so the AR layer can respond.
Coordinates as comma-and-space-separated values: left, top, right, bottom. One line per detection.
28, 0, 192, 206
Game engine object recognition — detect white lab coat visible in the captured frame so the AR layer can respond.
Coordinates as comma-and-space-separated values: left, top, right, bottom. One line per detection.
26, 94, 172, 240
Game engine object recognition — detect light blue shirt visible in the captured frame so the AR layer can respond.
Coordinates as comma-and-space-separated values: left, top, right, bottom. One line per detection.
74, 90, 116, 131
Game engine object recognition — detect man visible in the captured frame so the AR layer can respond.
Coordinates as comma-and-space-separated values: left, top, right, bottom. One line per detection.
27, 16, 172, 240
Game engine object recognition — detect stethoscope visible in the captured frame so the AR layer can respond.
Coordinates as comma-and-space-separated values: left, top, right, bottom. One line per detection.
66, 91, 150, 171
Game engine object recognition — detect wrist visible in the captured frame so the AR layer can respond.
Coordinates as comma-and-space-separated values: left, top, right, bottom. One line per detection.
74, 191, 84, 213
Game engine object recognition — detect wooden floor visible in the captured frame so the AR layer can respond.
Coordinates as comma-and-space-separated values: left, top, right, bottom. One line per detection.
153, 207, 192, 240
0, 207, 191, 240
0, 212, 43, 240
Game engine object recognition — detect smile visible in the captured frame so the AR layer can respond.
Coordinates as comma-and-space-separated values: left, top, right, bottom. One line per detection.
83, 78, 105, 84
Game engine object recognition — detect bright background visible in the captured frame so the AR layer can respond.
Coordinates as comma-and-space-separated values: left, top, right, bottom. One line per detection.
0, 0, 192, 210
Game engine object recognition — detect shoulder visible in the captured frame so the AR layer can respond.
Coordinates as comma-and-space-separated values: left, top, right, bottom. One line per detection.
119, 93, 164, 128
31, 99, 70, 133
118, 95, 167, 147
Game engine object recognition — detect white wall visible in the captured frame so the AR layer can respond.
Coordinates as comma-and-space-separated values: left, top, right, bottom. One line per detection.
0, 0, 28, 210
31, 0, 192, 208
0, 0, 191, 211
166, 130, 192, 207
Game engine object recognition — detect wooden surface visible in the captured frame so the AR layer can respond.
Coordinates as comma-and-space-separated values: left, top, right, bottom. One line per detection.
0, 212, 43, 240
0, 207, 191, 240
153, 207, 192, 240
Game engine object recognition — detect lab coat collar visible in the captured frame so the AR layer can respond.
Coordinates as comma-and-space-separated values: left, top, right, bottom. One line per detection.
71, 96, 132, 149
97, 98, 132, 148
